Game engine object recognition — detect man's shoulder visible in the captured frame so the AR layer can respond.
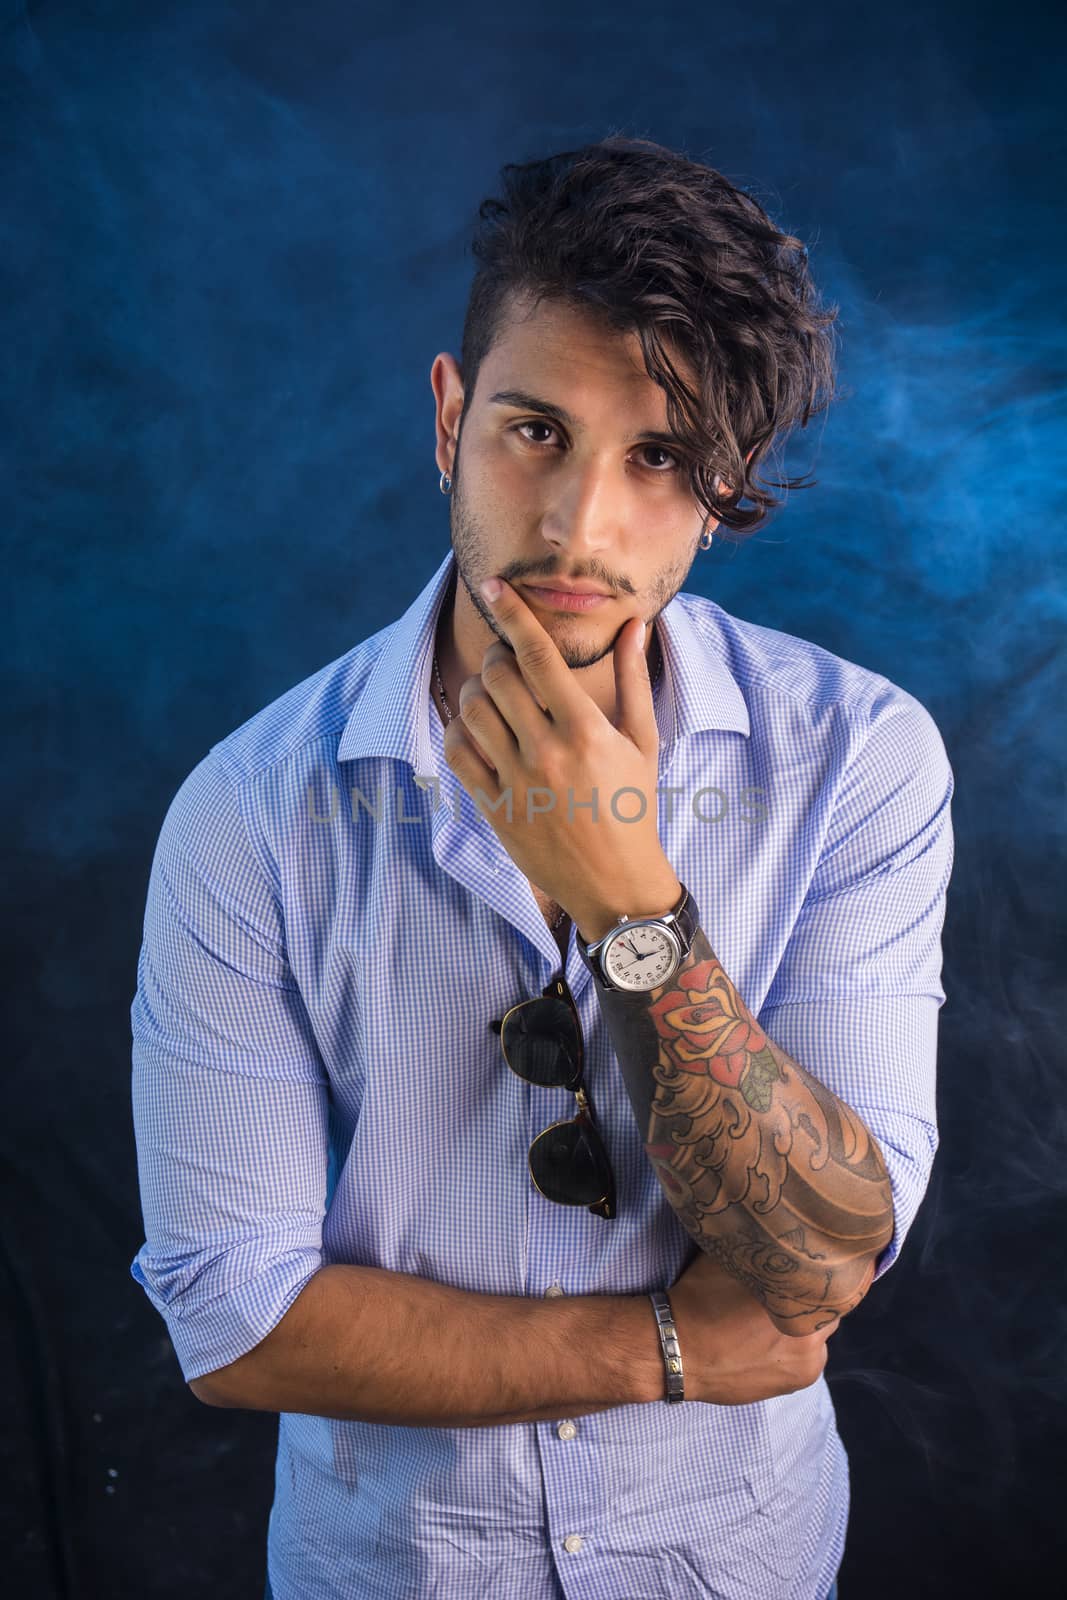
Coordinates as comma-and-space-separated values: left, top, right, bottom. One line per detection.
203, 618, 399, 788
680, 590, 939, 737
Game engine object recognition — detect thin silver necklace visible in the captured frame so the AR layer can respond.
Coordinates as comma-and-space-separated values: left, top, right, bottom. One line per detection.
431, 639, 664, 934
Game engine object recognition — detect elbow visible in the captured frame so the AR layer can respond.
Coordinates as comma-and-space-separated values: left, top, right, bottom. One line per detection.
188, 1353, 261, 1408
188, 1372, 234, 1407
856, 1245, 882, 1299
767, 1249, 883, 1338
831, 1248, 882, 1321
187, 1335, 279, 1411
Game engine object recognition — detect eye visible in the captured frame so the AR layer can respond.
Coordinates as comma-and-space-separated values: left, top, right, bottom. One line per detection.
511, 421, 682, 474
514, 420, 560, 449
637, 444, 682, 473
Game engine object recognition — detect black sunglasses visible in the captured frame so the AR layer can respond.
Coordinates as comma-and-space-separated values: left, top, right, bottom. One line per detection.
489, 973, 617, 1220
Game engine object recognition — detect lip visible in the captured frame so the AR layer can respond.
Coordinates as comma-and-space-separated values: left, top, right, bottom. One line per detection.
522, 582, 613, 612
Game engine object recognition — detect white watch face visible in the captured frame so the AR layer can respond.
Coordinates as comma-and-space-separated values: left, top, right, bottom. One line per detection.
600, 922, 681, 991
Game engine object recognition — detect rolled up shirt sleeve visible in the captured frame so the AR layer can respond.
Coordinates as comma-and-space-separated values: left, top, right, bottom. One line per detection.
129, 749, 329, 1383
756, 689, 955, 1283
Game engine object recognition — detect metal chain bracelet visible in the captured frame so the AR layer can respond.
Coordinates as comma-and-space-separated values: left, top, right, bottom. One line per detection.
648, 1290, 685, 1402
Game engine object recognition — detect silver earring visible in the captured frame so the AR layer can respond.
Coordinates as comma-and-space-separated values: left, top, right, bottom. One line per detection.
699, 527, 714, 551
439, 471, 452, 495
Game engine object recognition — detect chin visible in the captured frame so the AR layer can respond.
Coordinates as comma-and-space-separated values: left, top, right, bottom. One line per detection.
560, 639, 616, 673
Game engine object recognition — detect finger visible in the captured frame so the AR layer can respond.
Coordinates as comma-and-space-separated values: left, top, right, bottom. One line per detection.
611, 616, 658, 753
457, 670, 519, 771
442, 712, 501, 795
478, 577, 585, 729
478, 640, 551, 756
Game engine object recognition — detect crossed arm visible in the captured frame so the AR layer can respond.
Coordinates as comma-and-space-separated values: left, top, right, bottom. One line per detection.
423, 570, 955, 1359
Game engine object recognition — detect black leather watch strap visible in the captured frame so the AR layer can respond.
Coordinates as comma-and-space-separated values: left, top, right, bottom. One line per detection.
665, 885, 699, 959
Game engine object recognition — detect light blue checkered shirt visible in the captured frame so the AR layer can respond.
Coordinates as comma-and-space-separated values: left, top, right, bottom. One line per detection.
130, 548, 954, 1600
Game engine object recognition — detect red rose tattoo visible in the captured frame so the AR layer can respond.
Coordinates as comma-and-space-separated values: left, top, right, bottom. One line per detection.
649, 959, 780, 1104
644, 955, 833, 1226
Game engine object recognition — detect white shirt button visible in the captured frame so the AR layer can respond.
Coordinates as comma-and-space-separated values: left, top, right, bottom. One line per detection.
557, 1421, 577, 1440
544, 1283, 565, 1298
563, 1534, 584, 1554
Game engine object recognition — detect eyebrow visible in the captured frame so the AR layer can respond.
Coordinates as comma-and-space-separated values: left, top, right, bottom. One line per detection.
487, 388, 688, 451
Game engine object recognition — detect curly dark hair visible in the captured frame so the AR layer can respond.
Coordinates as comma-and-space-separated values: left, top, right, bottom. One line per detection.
458, 135, 841, 540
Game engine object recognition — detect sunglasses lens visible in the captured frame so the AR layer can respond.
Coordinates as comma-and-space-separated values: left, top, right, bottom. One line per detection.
501, 997, 581, 1088
530, 1119, 613, 1206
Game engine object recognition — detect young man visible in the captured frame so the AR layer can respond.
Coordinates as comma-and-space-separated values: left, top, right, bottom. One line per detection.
130, 137, 953, 1600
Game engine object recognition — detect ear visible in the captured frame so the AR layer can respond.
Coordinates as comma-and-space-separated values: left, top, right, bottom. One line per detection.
431, 352, 465, 477
716, 446, 757, 498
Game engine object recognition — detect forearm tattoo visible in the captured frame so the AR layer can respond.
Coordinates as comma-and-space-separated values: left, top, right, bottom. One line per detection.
595, 925, 896, 1329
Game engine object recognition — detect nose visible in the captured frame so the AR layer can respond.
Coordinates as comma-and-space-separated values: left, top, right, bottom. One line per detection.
540, 459, 620, 560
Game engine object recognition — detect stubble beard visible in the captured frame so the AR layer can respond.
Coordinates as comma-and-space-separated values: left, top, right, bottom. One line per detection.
447, 460, 698, 672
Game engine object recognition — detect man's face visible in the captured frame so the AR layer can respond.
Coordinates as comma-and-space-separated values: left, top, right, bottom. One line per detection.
433, 294, 715, 671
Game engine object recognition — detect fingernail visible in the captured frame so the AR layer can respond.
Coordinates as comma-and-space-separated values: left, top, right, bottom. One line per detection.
480, 577, 503, 602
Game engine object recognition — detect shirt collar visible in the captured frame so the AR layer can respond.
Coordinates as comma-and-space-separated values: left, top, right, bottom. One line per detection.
336, 549, 749, 770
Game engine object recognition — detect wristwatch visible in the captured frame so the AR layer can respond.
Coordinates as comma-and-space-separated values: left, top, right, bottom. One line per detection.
576, 883, 700, 993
